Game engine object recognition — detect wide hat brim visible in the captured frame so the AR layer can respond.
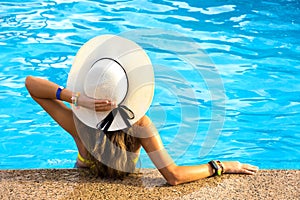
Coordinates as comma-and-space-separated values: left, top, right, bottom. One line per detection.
67, 35, 154, 131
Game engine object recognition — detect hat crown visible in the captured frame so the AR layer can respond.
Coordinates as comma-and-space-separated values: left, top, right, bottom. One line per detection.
84, 59, 128, 104
67, 34, 154, 130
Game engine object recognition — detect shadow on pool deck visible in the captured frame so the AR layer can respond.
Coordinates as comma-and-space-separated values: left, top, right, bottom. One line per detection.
0, 169, 299, 200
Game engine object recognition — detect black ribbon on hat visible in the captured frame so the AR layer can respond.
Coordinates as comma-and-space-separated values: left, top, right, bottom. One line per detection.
96, 105, 135, 132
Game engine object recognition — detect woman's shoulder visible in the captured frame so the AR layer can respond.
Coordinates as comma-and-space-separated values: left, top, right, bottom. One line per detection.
135, 115, 152, 127
132, 115, 157, 138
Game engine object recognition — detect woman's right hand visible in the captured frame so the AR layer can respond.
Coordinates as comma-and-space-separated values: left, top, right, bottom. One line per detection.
222, 161, 259, 175
77, 94, 116, 112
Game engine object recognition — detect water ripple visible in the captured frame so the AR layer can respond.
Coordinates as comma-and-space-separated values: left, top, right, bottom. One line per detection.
0, 0, 299, 169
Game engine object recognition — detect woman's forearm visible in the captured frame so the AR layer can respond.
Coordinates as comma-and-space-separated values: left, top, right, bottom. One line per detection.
25, 76, 72, 103
25, 76, 115, 111
174, 164, 214, 184
163, 163, 214, 185
167, 161, 258, 185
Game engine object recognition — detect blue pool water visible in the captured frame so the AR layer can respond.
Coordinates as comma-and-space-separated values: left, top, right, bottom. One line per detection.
0, 0, 299, 170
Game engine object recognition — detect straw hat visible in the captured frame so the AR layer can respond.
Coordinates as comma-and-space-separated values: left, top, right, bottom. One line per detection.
66, 35, 154, 131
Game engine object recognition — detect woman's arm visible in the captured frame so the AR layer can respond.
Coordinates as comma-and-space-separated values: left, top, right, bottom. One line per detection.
138, 116, 259, 186
25, 76, 115, 159
25, 76, 77, 134
25, 76, 115, 111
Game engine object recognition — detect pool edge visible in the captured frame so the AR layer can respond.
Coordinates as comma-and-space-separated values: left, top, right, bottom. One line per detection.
0, 169, 299, 199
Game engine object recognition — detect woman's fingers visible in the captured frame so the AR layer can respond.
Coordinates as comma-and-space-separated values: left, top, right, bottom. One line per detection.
223, 161, 259, 175
95, 99, 110, 104
76, 94, 117, 111
94, 100, 116, 111
240, 163, 259, 175
243, 169, 256, 175
95, 99, 116, 105
243, 164, 259, 172
248, 164, 259, 171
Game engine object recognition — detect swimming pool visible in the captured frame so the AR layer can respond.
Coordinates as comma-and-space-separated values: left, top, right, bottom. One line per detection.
0, 0, 299, 170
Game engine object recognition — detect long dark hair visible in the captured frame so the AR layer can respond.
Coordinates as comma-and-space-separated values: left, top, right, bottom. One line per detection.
74, 116, 140, 178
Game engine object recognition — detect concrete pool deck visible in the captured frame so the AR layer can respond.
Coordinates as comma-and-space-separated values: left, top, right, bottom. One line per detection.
0, 169, 299, 200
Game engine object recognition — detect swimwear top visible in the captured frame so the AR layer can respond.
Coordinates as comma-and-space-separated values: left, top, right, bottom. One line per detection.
77, 152, 94, 166
77, 152, 139, 166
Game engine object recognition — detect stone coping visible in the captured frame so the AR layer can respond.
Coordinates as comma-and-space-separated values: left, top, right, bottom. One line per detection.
0, 169, 299, 200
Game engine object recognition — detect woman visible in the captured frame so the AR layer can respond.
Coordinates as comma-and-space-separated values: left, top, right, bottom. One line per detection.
25, 35, 258, 185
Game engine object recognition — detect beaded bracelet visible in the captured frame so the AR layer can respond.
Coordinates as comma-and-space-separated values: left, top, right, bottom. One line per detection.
71, 92, 80, 108
216, 160, 224, 174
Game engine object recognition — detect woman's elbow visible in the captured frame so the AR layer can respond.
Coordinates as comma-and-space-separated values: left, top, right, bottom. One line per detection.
25, 76, 32, 89
25, 76, 35, 94
164, 166, 182, 186
167, 177, 180, 186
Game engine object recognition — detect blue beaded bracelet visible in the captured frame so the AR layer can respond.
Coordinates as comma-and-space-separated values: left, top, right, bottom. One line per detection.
56, 86, 64, 100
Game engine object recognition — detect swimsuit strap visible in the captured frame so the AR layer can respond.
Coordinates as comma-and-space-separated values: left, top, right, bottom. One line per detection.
77, 152, 94, 165
132, 155, 139, 164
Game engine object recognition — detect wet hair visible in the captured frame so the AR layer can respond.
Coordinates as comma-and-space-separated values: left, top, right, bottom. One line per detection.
74, 115, 140, 179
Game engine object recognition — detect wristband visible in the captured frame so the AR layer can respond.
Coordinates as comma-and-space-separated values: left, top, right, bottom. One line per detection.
56, 86, 64, 100
208, 160, 224, 176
